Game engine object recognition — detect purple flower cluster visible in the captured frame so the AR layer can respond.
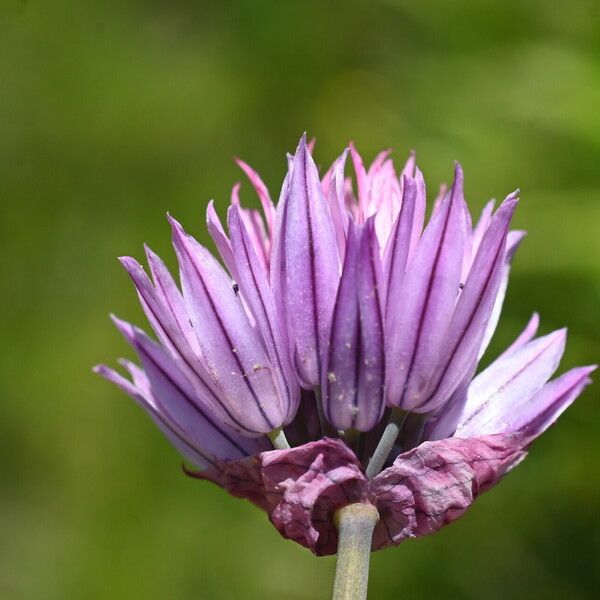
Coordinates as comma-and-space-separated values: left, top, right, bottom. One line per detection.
96, 135, 594, 554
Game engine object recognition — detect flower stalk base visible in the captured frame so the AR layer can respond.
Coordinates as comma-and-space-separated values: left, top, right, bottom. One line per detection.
332, 503, 379, 600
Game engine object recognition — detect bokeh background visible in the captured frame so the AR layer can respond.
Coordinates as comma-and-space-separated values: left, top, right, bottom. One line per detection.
1, 1, 599, 598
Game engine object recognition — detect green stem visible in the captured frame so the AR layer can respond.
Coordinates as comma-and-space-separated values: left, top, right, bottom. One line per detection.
332, 503, 379, 600
268, 428, 290, 450
365, 409, 407, 479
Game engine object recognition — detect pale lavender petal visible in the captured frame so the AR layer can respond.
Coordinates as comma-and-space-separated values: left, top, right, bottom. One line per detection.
426, 311, 540, 441
235, 157, 276, 236
407, 167, 427, 266
111, 317, 266, 451
118, 255, 203, 373
144, 245, 201, 356
206, 200, 236, 276
372, 160, 402, 244
383, 175, 417, 309
369, 434, 527, 550
349, 142, 369, 221
455, 329, 567, 437
496, 312, 540, 361
95, 318, 266, 465
423, 197, 519, 411
322, 221, 386, 431
386, 164, 467, 412
326, 149, 350, 261
170, 216, 285, 434
95, 363, 217, 468
459, 362, 594, 438
400, 150, 416, 179
478, 229, 527, 359
424, 379, 470, 441
515, 366, 596, 436
273, 135, 340, 387
367, 149, 392, 179
470, 200, 495, 260
227, 205, 300, 423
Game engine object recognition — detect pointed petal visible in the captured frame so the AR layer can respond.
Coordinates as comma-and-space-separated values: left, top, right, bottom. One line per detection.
96, 319, 266, 466
386, 164, 467, 411
407, 167, 427, 266
477, 229, 527, 359
400, 150, 416, 178
326, 149, 350, 260
273, 135, 340, 386
455, 329, 567, 437
372, 159, 402, 243
423, 197, 519, 411
206, 200, 236, 276
470, 199, 495, 259
110, 318, 268, 454
170, 216, 285, 433
144, 245, 201, 356
426, 311, 540, 441
383, 175, 417, 309
496, 312, 540, 361
118, 255, 202, 370
515, 366, 596, 436
322, 221, 386, 431
235, 157, 276, 235
228, 205, 300, 423
95, 363, 216, 468
349, 142, 369, 220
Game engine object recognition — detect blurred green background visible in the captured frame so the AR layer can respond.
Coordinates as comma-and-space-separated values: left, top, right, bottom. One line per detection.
1, 1, 598, 598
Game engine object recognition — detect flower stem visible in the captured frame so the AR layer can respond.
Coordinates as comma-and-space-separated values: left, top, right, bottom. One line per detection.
268, 428, 290, 450
332, 503, 379, 600
365, 410, 407, 479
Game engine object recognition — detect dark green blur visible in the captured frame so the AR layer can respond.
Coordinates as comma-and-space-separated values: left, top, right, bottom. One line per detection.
1, 1, 598, 598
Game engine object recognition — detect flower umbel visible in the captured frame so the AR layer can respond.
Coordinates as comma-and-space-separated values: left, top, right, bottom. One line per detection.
96, 135, 595, 559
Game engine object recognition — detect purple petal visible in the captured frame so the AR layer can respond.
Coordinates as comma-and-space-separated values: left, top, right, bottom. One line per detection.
385, 164, 467, 412
96, 319, 266, 466
423, 196, 519, 411
400, 150, 416, 178
383, 175, 417, 309
407, 167, 427, 267
426, 311, 540, 441
235, 157, 276, 236
227, 205, 300, 423
326, 149, 350, 261
349, 142, 369, 220
496, 312, 540, 361
461, 362, 595, 438
144, 245, 201, 356
470, 200, 495, 263
170, 216, 286, 434
369, 434, 527, 550
118, 255, 203, 372
322, 220, 386, 431
455, 329, 567, 437
272, 135, 340, 387
515, 366, 596, 436
206, 200, 236, 276
477, 228, 527, 359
